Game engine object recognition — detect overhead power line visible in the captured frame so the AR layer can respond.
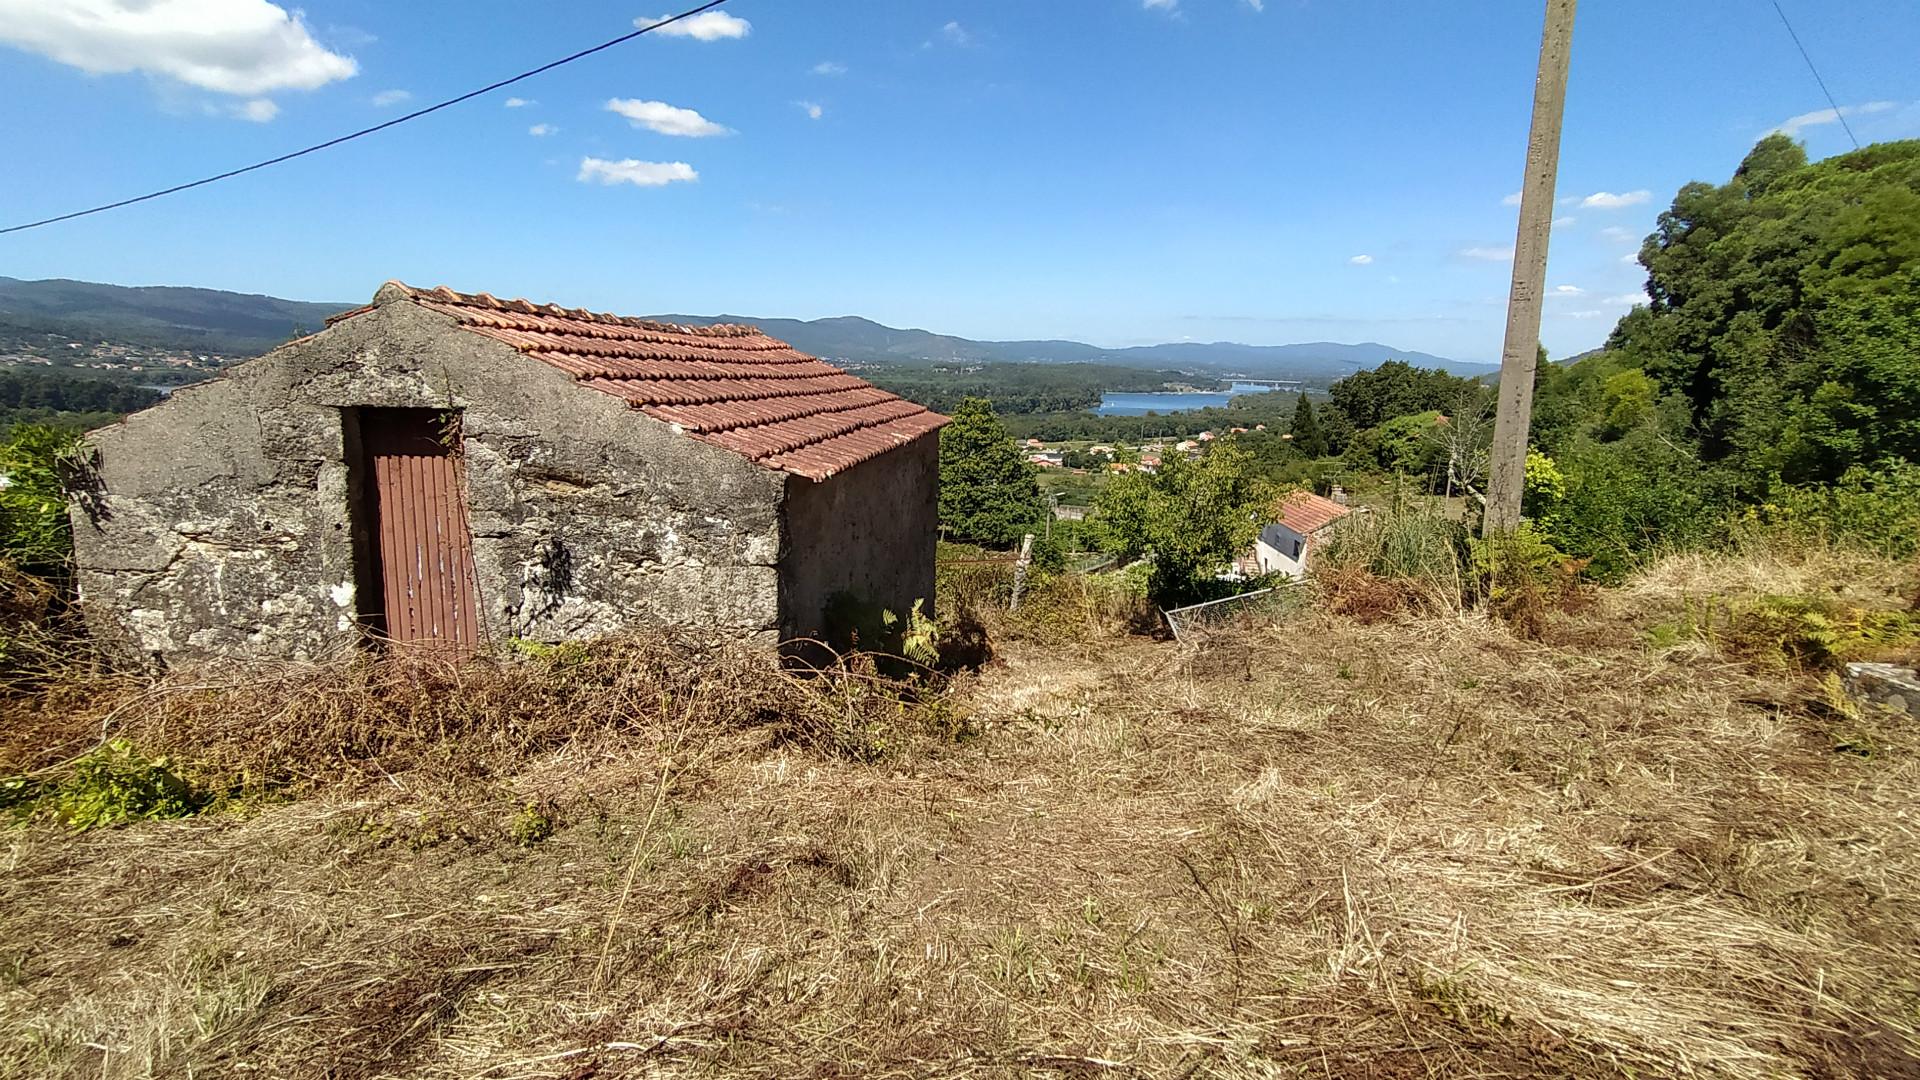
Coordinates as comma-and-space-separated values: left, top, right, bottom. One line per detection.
0, 0, 734, 236
1768, 0, 1859, 149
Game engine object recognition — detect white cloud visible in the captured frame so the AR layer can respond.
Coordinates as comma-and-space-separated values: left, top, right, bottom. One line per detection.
641, 10, 750, 39
1564, 310, 1607, 320
1620, 252, 1640, 264
577, 157, 698, 188
1552, 215, 1575, 227
1459, 245, 1514, 262
0, 0, 356, 96
811, 61, 846, 76
795, 100, 824, 120
1580, 189, 1651, 209
1551, 284, 1584, 296
371, 88, 409, 107
1243, 0, 1265, 9
1770, 100, 1894, 137
233, 97, 277, 122
942, 21, 972, 45
1501, 191, 1523, 207
1348, 254, 1373, 265
528, 123, 556, 137
1599, 225, 1636, 242
504, 96, 532, 108
606, 98, 729, 137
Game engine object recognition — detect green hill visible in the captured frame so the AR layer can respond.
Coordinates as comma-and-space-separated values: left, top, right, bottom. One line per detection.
0, 277, 353, 355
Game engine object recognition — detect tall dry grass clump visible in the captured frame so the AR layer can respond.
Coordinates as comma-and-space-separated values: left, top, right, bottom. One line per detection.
3, 634, 962, 813
1313, 503, 1473, 618
937, 559, 1153, 647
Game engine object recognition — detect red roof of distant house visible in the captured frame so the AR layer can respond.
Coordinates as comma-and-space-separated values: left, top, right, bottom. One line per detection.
331, 282, 947, 482
1274, 489, 1352, 536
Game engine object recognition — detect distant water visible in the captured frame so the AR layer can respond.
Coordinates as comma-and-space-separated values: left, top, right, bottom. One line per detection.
1095, 382, 1275, 417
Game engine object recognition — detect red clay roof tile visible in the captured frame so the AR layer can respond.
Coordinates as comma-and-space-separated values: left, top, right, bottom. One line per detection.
363, 282, 948, 480
1274, 490, 1352, 535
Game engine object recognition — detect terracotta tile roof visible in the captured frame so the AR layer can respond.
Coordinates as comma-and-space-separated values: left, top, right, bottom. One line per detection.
1273, 490, 1352, 536
334, 282, 947, 481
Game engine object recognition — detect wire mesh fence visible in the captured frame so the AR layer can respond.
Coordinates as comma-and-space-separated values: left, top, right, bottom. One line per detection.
1160, 582, 1309, 642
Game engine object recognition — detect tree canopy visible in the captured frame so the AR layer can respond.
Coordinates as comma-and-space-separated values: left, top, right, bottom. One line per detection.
936, 397, 1043, 547
1327, 360, 1487, 431
1289, 393, 1328, 457
1606, 134, 1920, 489
1090, 442, 1272, 606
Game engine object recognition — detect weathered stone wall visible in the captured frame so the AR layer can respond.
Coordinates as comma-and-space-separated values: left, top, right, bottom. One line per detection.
72, 299, 788, 666
778, 433, 940, 643
1845, 663, 1919, 719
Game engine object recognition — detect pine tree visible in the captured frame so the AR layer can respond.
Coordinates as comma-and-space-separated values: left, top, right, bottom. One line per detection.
1289, 393, 1329, 458
937, 397, 1042, 546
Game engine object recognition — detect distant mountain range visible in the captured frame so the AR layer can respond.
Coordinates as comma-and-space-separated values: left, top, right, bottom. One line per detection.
0, 276, 348, 354
0, 276, 1492, 380
654, 313, 1489, 380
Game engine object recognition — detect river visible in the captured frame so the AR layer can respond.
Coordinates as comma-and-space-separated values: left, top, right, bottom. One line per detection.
1095, 382, 1277, 416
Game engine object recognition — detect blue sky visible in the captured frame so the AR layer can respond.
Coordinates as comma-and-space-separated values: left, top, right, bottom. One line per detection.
2, 0, 1918, 363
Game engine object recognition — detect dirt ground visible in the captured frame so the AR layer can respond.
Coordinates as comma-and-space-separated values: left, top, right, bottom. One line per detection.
3, 562, 1918, 1079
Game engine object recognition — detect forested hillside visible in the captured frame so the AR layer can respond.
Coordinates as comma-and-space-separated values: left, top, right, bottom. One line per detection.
0, 278, 350, 355
0, 371, 162, 435
1524, 135, 1920, 575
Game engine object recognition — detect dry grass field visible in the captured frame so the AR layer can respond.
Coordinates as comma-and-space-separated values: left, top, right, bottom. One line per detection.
2, 550, 1918, 1079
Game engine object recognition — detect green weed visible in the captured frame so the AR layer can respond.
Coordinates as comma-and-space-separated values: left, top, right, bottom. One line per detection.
510, 801, 555, 846
35, 740, 203, 829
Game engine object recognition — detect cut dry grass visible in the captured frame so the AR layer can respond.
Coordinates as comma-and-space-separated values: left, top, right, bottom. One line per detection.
1618, 545, 1918, 611
3, 551, 1918, 1078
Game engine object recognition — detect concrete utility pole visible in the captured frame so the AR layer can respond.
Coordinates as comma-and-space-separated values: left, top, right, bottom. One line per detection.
1483, 0, 1577, 536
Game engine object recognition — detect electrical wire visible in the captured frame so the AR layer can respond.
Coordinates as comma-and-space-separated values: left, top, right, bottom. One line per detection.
1768, 0, 1859, 149
0, 0, 734, 235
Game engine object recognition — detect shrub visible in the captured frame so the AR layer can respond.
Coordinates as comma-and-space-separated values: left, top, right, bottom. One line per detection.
1536, 429, 1711, 583
1740, 462, 1920, 559
0, 424, 84, 572
510, 800, 556, 846
39, 739, 203, 830
1522, 449, 1565, 517
1469, 522, 1580, 639
937, 557, 1151, 645
3, 637, 973, 812
821, 593, 941, 671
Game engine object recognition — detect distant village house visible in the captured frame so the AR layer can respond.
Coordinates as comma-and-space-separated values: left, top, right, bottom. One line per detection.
1250, 488, 1353, 580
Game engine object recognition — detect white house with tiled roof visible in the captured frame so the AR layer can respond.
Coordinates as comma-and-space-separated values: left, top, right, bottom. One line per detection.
1251, 489, 1354, 580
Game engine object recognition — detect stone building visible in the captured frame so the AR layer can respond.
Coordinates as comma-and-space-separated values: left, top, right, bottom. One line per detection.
70, 282, 947, 665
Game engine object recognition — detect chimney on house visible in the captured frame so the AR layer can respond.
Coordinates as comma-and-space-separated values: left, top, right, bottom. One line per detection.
1330, 484, 1348, 506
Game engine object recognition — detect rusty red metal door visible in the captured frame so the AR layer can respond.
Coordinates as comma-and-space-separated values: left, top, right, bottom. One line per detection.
361, 410, 481, 651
